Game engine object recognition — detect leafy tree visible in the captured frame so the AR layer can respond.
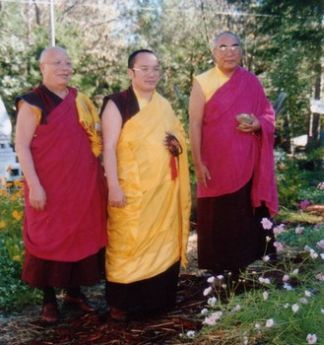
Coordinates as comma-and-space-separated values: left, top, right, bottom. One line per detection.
230, 0, 323, 150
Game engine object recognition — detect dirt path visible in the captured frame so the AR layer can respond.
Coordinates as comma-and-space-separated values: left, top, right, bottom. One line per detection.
1, 232, 207, 345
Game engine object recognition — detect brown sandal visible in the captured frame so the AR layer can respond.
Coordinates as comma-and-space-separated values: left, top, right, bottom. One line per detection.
40, 302, 59, 324
63, 293, 95, 313
110, 307, 127, 322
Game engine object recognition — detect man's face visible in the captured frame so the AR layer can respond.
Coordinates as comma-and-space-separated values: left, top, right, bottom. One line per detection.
40, 49, 72, 88
128, 53, 161, 92
213, 34, 242, 75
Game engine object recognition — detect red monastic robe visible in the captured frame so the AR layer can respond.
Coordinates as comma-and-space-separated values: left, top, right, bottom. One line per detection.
23, 88, 107, 262
198, 67, 278, 215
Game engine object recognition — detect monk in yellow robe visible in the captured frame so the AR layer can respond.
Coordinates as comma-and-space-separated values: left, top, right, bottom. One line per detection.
101, 49, 191, 321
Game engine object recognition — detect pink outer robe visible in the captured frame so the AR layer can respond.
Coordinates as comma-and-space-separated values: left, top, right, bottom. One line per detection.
23, 88, 107, 262
198, 66, 278, 215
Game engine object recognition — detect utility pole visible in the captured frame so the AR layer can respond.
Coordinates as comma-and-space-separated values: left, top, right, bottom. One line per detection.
49, 0, 55, 46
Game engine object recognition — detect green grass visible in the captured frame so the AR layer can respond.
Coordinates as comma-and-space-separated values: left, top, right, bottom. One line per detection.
191, 223, 324, 345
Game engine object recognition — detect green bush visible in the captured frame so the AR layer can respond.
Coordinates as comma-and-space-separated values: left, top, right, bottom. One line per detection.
0, 241, 41, 312
276, 152, 304, 209
0, 189, 41, 312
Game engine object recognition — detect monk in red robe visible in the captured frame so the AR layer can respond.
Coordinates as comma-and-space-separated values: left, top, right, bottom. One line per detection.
15, 47, 107, 324
189, 32, 278, 280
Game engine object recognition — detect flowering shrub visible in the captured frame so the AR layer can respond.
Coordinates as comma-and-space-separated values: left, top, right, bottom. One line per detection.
0, 186, 24, 262
194, 220, 324, 345
0, 186, 41, 311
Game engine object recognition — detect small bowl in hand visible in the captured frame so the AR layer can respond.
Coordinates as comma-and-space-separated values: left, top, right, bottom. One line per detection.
236, 113, 254, 124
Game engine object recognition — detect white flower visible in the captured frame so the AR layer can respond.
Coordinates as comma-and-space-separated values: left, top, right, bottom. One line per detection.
292, 303, 299, 313
315, 273, 324, 281
273, 224, 285, 235
210, 311, 223, 320
292, 268, 299, 275
221, 284, 227, 289
232, 304, 241, 312
266, 236, 271, 242
203, 311, 222, 325
283, 283, 293, 290
295, 225, 304, 234
243, 336, 248, 345
316, 240, 324, 250
216, 275, 224, 280
262, 255, 270, 262
186, 330, 195, 338
317, 181, 324, 190
255, 322, 261, 329
262, 291, 269, 300
207, 296, 217, 307
282, 274, 290, 282
200, 308, 208, 315
207, 276, 216, 284
299, 297, 308, 305
309, 249, 319, 259
320, 253, 324, 260
203, 315, 217, 326
261, 218, 273, 230
306, 333, 317, 344
265, 319, 274, 328
304, 290, 312, 297
321, 308, 324, 314
203, 286, 212, 296
283, 303, 290, 309
259, 277, 271, 284
274, 241, 284, 253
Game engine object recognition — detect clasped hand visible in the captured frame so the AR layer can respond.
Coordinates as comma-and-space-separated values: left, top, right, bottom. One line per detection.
237, 114, 260, 133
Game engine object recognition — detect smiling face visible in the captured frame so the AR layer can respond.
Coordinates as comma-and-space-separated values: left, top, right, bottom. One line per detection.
40, 47, 72, 89
127, 52, 161, 93
212, 33, 242, 75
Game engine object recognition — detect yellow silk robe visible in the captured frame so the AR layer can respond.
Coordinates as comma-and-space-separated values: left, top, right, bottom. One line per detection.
105, 92, 191, 284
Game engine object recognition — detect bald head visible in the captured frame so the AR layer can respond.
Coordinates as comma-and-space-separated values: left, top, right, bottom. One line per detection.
39, 46, 69, 63
39, 46, 72, 90
212, 31, 241, 49
211, 31, 242, 76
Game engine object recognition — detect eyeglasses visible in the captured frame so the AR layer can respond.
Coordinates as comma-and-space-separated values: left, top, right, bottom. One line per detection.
132, 66, 161, 74
216, 44, 241, 53
42, 60, 73, 68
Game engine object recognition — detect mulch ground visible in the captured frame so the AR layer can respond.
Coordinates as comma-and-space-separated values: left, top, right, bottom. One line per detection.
1, 232, 209, 345
1, 274, 206, 345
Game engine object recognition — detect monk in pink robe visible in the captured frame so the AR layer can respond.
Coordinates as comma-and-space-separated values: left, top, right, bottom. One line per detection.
189, 32, 278, 280
15, 47, 107, 324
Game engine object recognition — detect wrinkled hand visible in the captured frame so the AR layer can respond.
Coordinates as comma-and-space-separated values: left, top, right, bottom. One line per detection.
195, 163, 211, 187
237, 114, 260, 133
109, 185, 127, 208
29, 184, 46, 211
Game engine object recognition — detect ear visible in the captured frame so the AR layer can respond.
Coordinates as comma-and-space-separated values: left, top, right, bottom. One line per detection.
127, 68, 134, 79
212, 49, 217, 63
40, 63, 45, 74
